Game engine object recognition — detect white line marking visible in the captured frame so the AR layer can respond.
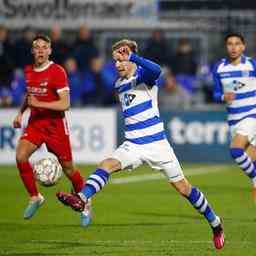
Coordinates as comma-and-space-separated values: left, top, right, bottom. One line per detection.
111, 165, 228, 184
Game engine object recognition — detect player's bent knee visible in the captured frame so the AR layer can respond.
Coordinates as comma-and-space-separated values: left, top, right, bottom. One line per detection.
16, 140, 37, 163
99, 158, 121, 173
16, 152, 29, 163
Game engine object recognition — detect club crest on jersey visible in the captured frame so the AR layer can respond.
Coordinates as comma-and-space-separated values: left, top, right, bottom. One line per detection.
233, 80, 245, 91
123, 93, 136, 106
40, 79, 48, 87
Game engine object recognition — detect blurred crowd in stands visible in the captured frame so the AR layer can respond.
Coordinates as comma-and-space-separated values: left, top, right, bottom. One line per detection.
0, 24, 216, 109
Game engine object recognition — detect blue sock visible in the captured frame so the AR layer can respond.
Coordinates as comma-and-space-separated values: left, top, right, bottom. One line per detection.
80, 169, 110, 199
230, 148, 256, 181
187, 187, 219, 227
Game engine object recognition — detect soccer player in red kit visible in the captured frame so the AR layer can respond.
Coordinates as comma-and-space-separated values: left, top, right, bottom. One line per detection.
13, 35, 91, 226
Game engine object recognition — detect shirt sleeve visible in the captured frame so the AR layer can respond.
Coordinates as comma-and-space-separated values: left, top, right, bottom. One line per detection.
52, 65, 69, 93
212, 63, 223, 103
249, 58, 256, 75
155, 71, 166, 88
129, 53, 161, 86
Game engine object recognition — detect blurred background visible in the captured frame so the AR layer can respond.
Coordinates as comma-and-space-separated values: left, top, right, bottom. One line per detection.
2, 3, 256, 254
1, 0, 256, 163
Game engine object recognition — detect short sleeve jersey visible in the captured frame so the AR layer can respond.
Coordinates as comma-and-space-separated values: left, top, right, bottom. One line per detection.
24, 61, 69, 120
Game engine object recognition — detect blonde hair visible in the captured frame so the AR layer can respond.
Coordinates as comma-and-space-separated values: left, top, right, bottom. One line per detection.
112, 39, 138, 53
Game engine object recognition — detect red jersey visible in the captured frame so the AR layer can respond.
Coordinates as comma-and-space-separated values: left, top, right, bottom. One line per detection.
21, 62, 72, 161
24, 61, 69, 121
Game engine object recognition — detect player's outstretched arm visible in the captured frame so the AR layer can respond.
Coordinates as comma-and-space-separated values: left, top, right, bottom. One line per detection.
13, 93, 28, 128
27, 90, 70, 111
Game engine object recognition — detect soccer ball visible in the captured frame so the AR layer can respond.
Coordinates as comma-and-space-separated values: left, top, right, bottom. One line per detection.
33, 158, 63, 186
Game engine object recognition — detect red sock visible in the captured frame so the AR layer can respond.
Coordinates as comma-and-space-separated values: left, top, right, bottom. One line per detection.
68, 170, 85, 193
17, 162, 38, 197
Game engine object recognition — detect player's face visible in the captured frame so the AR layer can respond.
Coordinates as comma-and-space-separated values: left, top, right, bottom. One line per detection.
113, 46, 134, 78
226, 37, 245, 60
115, 60, 131, 77
32, 39, 52, 66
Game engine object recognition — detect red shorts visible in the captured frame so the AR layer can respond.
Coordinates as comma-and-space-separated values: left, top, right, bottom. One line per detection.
20, 117, 73, 162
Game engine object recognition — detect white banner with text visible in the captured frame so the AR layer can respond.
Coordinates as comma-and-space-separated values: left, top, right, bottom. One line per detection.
0, 108, 116, 164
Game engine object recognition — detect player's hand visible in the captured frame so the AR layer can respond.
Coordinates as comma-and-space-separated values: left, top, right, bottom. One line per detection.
27, 95, 41, 108
118, 46, 131, 61
223, 92, 235, 103
113, 46, 131, 61
13, 113, 22, 128
113, 50, 126, 62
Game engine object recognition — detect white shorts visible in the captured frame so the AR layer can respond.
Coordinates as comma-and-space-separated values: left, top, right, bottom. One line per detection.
230, 117, 256, 146
110, 139, 184, 183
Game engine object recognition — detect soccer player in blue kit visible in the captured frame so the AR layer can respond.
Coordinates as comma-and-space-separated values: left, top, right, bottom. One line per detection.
213, 33, 256, 201
57, 39, 224, 249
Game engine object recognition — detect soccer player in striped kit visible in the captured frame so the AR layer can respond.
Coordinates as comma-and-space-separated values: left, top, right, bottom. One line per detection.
213, 33, 256, 201
57, 39, 224, 249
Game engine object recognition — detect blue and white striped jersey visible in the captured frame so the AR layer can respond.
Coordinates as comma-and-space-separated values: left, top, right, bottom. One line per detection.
212, 55, 256, 126
115, 53, 165, 144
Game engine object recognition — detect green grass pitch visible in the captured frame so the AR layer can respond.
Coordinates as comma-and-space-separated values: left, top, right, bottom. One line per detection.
0, 164, 256, 256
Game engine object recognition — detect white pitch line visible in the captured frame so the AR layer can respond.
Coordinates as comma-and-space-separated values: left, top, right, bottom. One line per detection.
110, 165, 228, 184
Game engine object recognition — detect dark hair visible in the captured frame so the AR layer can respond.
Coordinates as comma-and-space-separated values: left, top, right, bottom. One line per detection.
32, 34, 51, 45
225, 33, 245, 44
112, 39, 138, 53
